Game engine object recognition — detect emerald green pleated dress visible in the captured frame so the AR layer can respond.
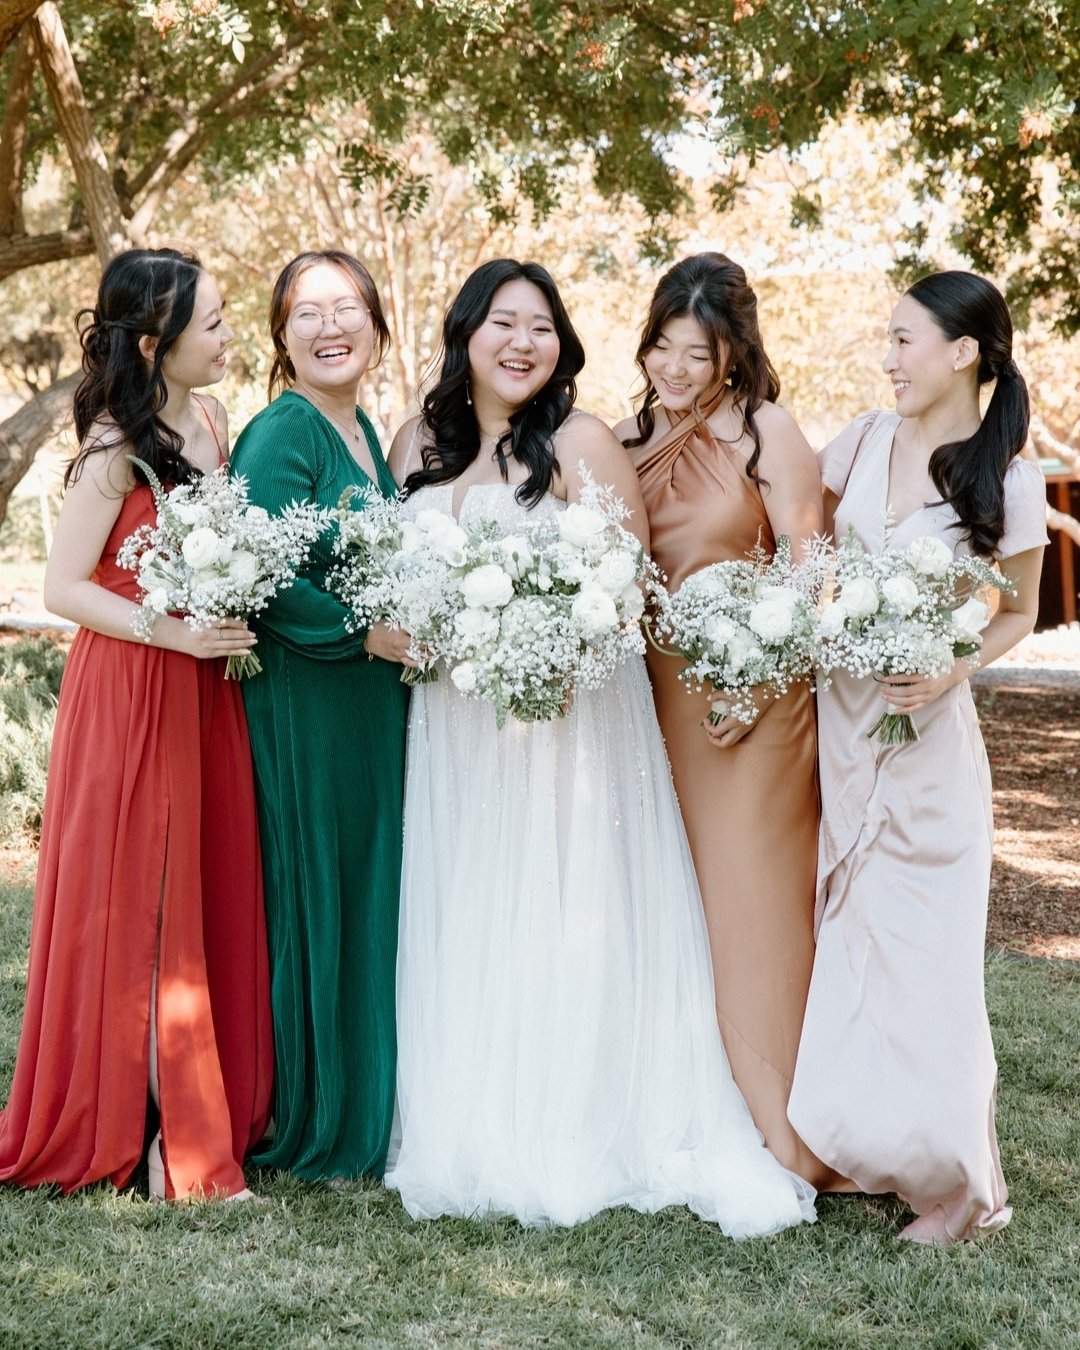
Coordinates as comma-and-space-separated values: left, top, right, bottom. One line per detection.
230, 391, 409, 1180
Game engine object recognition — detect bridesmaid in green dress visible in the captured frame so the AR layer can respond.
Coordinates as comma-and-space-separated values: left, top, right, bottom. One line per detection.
230, 250, 414, 1180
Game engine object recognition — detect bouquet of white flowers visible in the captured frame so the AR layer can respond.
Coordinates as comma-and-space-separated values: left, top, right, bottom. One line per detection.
651, 535, 826, 726
814, 527, 1014, 745
445, 477, 659, 728
116, 457, 331, 677
326, 487, 468, 685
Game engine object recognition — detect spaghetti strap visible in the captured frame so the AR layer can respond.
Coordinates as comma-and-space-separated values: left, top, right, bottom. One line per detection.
193, 395, 223, 457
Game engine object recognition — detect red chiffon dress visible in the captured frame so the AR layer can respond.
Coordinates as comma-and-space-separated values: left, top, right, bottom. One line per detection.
0, 479, 273, 1198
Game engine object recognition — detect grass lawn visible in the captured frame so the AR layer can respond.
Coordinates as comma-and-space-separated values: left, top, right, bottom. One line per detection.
1, 856, 1078, 1348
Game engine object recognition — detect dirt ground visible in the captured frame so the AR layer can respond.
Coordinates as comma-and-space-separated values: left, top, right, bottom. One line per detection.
973, 681, 1080, 961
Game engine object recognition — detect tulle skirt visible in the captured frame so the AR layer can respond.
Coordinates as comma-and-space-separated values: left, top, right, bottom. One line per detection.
385, 657, 816, 1237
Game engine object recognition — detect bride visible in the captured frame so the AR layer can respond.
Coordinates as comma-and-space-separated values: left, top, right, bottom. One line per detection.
383, 259, 816, 1235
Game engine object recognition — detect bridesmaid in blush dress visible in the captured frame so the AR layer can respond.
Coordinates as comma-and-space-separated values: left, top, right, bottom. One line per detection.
787, 271, 1048, 1243
0, 249, 272, 1201
617, 253, 835, 1187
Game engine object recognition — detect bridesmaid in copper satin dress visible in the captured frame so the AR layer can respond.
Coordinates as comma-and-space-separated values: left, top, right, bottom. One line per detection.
616, 253, 833, 1186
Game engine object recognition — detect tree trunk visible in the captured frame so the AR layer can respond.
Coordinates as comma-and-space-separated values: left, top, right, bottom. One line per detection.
30, 2, 130, 264
0, 24, 34, 235
0, 371, 80, 527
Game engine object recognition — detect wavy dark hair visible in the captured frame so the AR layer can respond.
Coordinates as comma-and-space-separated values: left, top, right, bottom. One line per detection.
906, 271, 1030, 557
68, 248, 206, 488
403, 259, 585, 507
623, 252, 780, 484
267, 250, 391, 399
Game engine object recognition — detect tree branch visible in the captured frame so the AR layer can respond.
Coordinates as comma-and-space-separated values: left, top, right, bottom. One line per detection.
0, 0, 39, 57
0, 24, 34, 235
1030, 415, 1080, 476
0, 226, 94, 281
30, 3, 129, 262
0, 370, 80, 527
1047, 504, 1080, 549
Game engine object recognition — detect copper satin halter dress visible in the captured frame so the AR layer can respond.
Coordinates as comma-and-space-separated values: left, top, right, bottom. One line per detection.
631, 412, 830, 1185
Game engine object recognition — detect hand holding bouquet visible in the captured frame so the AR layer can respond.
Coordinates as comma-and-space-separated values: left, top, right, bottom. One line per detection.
117, 457, 330, 677
652, 535, 825, 726
326, 487, 468, 685
814, 528, 1015, 745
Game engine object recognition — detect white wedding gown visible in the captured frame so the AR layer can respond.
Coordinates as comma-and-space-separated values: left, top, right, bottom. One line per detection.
384, 483, 816, 1236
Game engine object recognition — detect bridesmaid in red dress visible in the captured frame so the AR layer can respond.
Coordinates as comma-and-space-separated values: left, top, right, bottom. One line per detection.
0, 248, 272, 1200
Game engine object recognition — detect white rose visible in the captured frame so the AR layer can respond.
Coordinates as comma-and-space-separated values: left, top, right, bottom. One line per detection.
881, 575, 920, 617
703, 615, 737, 649
450, 661, 477, 692
748, 597, 795, 643
461, 563, 514, 609
414, 508, 455, 536
571, 586, 619, 637
690, 568, 730, 599
951, 596, 991, 642
837, 575, 880, 619
497, 534, 532, 580
558, 503, 607, 549
757, 584, 800, 609
426, 522, 468, 566
620, 583, 645, 620
454, 607, 499, 642
817, 603, 847, 638
181, 527, 223, 570
595, 549, 638, 593
227, 550, 260, 587
906, 535, 952, 578
725, 628, 757, 674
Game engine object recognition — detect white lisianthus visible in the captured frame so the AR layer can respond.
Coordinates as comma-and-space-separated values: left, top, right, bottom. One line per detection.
881, 575, 920, 616
620, 582, 645, 620
172, 501, 204, 526
951, 596, 991, 641
595, 549, 638, 593
906, 535, 953, 578
571, 586, 619, 637
145, 586, 171, 613
461, 563, 515, 609
181, 526, 223, 570
558, 502, 607, 548
497, 534, 532, 580
725, 628, 757, 674
757, 584, 801, 608
425, 521, 468, 566
398, 521, 423, 555
450, 661, 478, 692
227, 550, 260, 587
414, 508, 454, 535
748, 597, 795, 642
838, 575, 880, 619
817, 602, 848, 638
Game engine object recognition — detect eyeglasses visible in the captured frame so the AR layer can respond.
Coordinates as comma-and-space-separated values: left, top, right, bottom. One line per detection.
289, 301, 370, 340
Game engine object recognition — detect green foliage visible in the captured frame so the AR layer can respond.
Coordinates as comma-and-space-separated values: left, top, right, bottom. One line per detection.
0, 637, 65, 848
706, 0, 1080, 330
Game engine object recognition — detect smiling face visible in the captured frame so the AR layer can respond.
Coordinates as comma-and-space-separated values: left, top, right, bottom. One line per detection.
282, 261, 374, 397
466, 278, 561, 417
161, 270, 232, 391
642, 313, 726, 415
882, 294, 969, 418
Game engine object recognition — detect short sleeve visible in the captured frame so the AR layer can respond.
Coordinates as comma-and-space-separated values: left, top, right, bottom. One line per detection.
996, 458, 1050, 560
818, 412, 881, 497
230, 398, 369, 660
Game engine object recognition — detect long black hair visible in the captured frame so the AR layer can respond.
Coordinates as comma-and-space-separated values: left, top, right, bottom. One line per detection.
68, 247, 204, 489
906, 271, 1030, 558
622, 252, 780, 483
403, 259, 586, 507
